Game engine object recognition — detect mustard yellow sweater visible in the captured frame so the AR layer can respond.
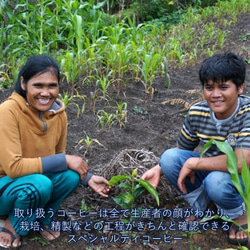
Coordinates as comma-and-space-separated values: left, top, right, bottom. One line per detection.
0, 92, 67, 178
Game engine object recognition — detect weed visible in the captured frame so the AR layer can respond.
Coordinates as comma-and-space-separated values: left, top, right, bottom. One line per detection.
133, 106, 148, 115
81, 198, 96, 213
239, 33, 250, 42
182, 230, 201, 250
30, 236, 47, 246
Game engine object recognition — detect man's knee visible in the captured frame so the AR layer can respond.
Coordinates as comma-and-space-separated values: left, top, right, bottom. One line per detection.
159, 148, 180, 169
204, 171, 231, 201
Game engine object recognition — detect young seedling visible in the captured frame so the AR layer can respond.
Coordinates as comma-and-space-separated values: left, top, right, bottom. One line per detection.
97, 110, 117, 130
108, 168, 159, 210
115, 101, 128, 128
75, 132, 106, 156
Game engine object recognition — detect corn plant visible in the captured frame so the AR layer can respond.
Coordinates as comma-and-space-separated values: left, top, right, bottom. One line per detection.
101, 42, 133, 93
59, 91, 74, 107
59, 51, 79, 87
86, 90, 98, 113
115, 101, 128, 128
108, 168, 159, 209
216, 30, 228, 48
75, 131, 106, 157
96, 74, 112, 99
201, 139, 250, 239
0, 70, 11, 89
204, 22, 215, 40
102, 23, 128, 44
167, 36, 185, 64
71, 14, 83, 63
137, 52, 164, 99
59, 91, 86, 117
97, 110, 117, 130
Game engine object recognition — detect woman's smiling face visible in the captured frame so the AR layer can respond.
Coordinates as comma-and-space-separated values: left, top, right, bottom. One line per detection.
21, 70, 59, 112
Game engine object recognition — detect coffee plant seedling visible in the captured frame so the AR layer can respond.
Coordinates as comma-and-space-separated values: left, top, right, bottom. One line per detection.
108, 168, 159, 210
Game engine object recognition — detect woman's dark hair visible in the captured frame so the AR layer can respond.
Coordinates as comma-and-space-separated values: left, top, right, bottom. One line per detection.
199, 52, 246, 89
15, 54, 60, 98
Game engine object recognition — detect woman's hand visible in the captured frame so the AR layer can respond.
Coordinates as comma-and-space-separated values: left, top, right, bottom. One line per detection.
65, 155, 88, 180
87, 175, 111, 197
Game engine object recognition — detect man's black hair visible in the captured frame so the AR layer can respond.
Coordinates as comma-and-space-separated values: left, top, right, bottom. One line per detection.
199, 52, 246, 89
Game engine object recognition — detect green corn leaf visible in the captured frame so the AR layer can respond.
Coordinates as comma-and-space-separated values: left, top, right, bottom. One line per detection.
212, 140, 244, 196
108, 175, 131, 186
241, 151, 250, 199
200, 139, 213, 157
136, 179, 159, 206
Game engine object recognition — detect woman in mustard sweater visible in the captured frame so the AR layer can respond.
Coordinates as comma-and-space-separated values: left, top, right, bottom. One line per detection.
0, 55, 110, 248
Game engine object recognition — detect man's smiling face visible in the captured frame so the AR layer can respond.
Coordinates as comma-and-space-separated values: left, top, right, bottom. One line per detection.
203, 79, 243, 120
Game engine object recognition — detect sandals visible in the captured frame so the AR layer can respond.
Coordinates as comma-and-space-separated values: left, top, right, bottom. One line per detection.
0, 227, 21, 249
229, 223, 249, 246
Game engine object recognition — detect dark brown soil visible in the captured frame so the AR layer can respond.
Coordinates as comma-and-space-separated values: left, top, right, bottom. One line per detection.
1, 12, 250, 250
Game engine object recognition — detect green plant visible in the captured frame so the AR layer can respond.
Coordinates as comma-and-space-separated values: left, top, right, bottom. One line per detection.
59, 51, 79, 86
115, 101, 128, 128
81, 198, 95, 212
0, 70, 11, 89
108, 168, 159, 209
182, 230, 201, 250
216, 30, 228, 48
204, 22, 215, 40
96, 74, 112, 99
97, 109, 117, 130
75, 131, 106, 156
59, 91, 86, 117
133, 106, 148, 115
100, 41, 133, 93
239, 33, 250, 42
30, 236, 47, 246
137, 52, 165, 99
201, 139, 250, 239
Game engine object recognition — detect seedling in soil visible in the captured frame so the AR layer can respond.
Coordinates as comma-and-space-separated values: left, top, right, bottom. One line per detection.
108, 168, 159, 210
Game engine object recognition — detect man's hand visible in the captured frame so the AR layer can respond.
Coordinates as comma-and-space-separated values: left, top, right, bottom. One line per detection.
177, 157, 199, 194
65, 155, 88, 180
88, 175, 111, 197
141, 164, 162, 189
